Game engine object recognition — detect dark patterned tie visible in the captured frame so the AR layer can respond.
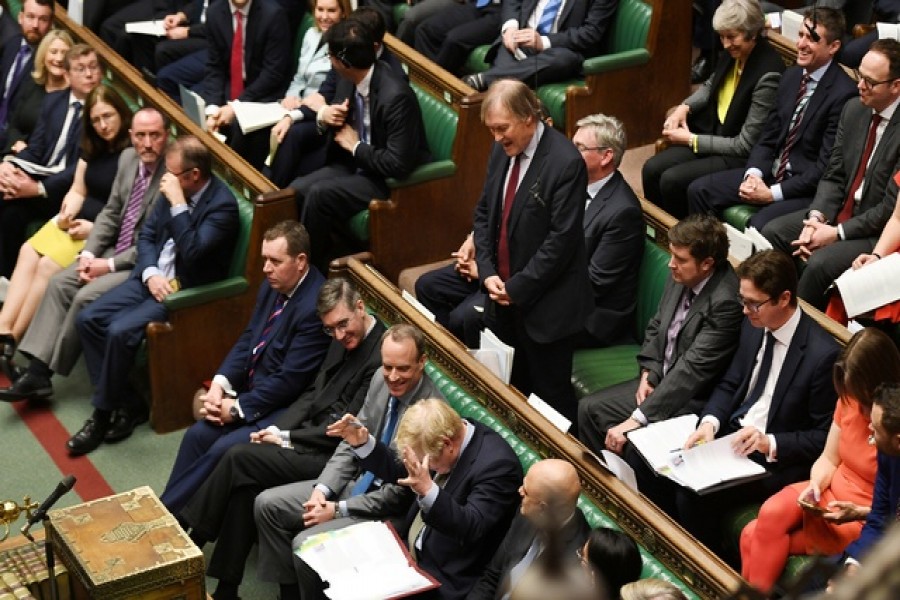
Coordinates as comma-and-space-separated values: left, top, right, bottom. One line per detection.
247, 293, 287, 386
0, 44, 31, 126
774, 74, 811, 182
114, 165, 151, 253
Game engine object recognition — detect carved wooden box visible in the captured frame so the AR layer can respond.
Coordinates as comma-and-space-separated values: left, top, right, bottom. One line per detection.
46, 487, 205, 599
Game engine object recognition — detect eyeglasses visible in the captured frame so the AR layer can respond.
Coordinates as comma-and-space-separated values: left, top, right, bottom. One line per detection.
738, 295, 773, 313
169, 167, 196, 178
323, 317, 351, 337
574, 144, 609, 154
70, 62, 101, 75
856, 71, 897, 89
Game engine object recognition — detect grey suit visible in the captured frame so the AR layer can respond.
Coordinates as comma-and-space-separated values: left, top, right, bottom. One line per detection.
253, 371, 445, 583
762, 97, 900, 310
577, 263, 743, 453
17, 149, 164, 375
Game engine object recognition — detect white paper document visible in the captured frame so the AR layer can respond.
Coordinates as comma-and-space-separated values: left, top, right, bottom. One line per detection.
402, 290, 436, 323
231, 100, 287, 134
627, 414, 698, 472
296, 521, 439, 600
725, 223, 753, 261
477, 328, 514, 384
527, 393, 571, 433
600, 450, 638, 492
780, 10, 803, 42
834, 252, 900, 318
745, 226, 772, 251
125, 20, 166, 36
4, 156, 65, 177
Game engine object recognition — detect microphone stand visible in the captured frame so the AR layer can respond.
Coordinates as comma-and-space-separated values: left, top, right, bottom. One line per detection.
42, 514, 59, 600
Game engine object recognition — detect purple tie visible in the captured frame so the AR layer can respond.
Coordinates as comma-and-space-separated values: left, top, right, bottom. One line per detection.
248, 294, 288, 386
115, 165, 151, 253
0, 44, 31, 127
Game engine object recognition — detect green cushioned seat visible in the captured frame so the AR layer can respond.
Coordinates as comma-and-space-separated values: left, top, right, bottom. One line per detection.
346, 83, 458, 245
393, 3, 411, 27
464, 46, 491, 75
723, 205, 759, 231
572, 238, 670, 398
423, 361, 698, 599
8, 0, 22, 18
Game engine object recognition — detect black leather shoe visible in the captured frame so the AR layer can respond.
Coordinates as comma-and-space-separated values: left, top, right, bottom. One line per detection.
463, 73, 487, 92
104, 406, 149, 442
67, 418, 110, 455
0, 355, 23, 384
0, 371, 53, 402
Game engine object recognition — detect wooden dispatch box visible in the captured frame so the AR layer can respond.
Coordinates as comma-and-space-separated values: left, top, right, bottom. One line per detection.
45, 487, 205, 600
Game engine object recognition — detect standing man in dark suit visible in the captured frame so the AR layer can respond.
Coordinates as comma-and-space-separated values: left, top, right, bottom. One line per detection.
469, 458, 590, 600
416, 111, 641, 350
578, 214, 743, 456
291, 19, 429, 270
67, 136, 239, 455
763, 40, 900, 311
254, 324, 443, 600
473, 79, 590, 423
0, 108, 169, 402
462, 0, 617, 91
159, 220, 331, 513
175, 278, 386, 600
0, 44, 102, 277
202, 0, 292, 169
634, 250, 841, 551
328, 398, 523, 600
0, 0, 52, 150
688, 7, 858, 230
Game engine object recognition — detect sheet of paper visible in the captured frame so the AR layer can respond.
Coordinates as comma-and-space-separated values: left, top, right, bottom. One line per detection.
626, 414, 699, 472
600, 450, 638, 492
877, 22, 900, 42
725, 223, 753, 262
480, 328, 513, 384
527, 393, 571, 433
781, 10, 803, 42
669, 431, 767, 493
834, 253, 900, 318
231, 100, 287, 134
745, 226, 773, 251
402, 290, 436, 323
125, 20, 166, 36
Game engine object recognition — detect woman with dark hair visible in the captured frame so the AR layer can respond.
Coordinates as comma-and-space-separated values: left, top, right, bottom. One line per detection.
739, 328, 900, 593
641, 0, 784, 218
580, 528, 643, 599
0, 85, 131, 376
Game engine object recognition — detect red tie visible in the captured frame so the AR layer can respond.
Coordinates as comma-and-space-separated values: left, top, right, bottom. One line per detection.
837, 113, 883, 224
230, 10, 244, 101
497, 155, 521, 280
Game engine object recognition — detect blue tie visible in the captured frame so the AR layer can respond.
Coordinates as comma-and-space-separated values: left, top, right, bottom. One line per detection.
350, 396, 399, 496
0, 44, 32, 127
354, 91, 367, 144
537, 0, 562, 35
475, 0, 490, 8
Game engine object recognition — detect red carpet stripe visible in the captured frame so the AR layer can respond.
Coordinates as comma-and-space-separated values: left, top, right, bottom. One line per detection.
13, 401, 115, 501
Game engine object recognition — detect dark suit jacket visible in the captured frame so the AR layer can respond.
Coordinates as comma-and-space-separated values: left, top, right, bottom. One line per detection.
490, 0, 617, 59
808, 97, 900, 240
689, 38, 785, 139
274, 320, 387, 452
359, 420, 523, 600
583, 170, 644, 344
132, 175, 238, 289
846, 451, 900, 561
474, 125, 592, 344
15, 89, 82, 200
636, 264, 743, 422
746, 61, 858, 200
325, 61, 429, 181
202, 0, 291, 106
4, 76, 44, 153
702, 312, 840, 470
217, 270, 331, 422
468, 508, 591, 600
0, 35, 36, 127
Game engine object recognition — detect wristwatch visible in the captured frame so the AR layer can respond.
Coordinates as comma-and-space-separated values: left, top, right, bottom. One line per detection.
229, 404, 243, 423
333, 503, 343, 519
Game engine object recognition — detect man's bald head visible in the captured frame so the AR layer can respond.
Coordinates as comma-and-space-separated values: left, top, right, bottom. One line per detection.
519, 459, 581, 521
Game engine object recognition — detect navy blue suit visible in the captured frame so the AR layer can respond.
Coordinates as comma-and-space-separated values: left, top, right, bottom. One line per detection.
688, 61, 859, 229
358, 421, 523, 600
76, 176, 239, 415
845, 451, 900, 561
0, 35, 37, 147
631, 311, 840, 550
0, 89, 84, 277
160, 270, 332, 513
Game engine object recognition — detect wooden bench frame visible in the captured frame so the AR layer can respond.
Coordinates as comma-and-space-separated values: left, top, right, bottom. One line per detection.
53, 8, 296, 432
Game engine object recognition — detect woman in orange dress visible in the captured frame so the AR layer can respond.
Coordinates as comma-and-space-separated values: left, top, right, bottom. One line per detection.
739, 328, 900, 593
826, 170, 900, 324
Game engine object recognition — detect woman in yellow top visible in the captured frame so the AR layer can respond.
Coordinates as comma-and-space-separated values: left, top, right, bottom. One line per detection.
641, 0, 784, 219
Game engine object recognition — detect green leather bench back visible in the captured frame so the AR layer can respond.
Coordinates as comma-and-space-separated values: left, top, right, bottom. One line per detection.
723, 205, 758, 231
228, 191, 254, 278
346, 82, 458, 243
7, 0, 21, 18
572, 237, 668, 399
424, 361, 698, 599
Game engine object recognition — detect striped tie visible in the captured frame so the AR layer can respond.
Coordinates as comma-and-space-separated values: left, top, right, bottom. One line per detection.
774, 74, 810, 182
114, 165, 150, 253
537, 0, 562, 35
247, 294, 288, 386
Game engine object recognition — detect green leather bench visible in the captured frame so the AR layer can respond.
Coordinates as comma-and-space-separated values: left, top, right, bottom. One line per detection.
571, 236, 670, 398
722, 205, 759, 232
425, 361, 699, 599
343, 82, 458, 245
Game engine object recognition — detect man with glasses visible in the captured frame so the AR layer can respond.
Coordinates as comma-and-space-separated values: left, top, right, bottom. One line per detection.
578, 214, 743, 457
0, 44, 101, 277
66, 136, 239, 455
762, 39, 900, 311
629, 250, 840, 553
0, 108, 168, 404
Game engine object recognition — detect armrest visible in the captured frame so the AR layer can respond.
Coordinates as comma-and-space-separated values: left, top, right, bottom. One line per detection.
583, 48, 650, 75
163, 277, 249, 311
386, 160, 457, 189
